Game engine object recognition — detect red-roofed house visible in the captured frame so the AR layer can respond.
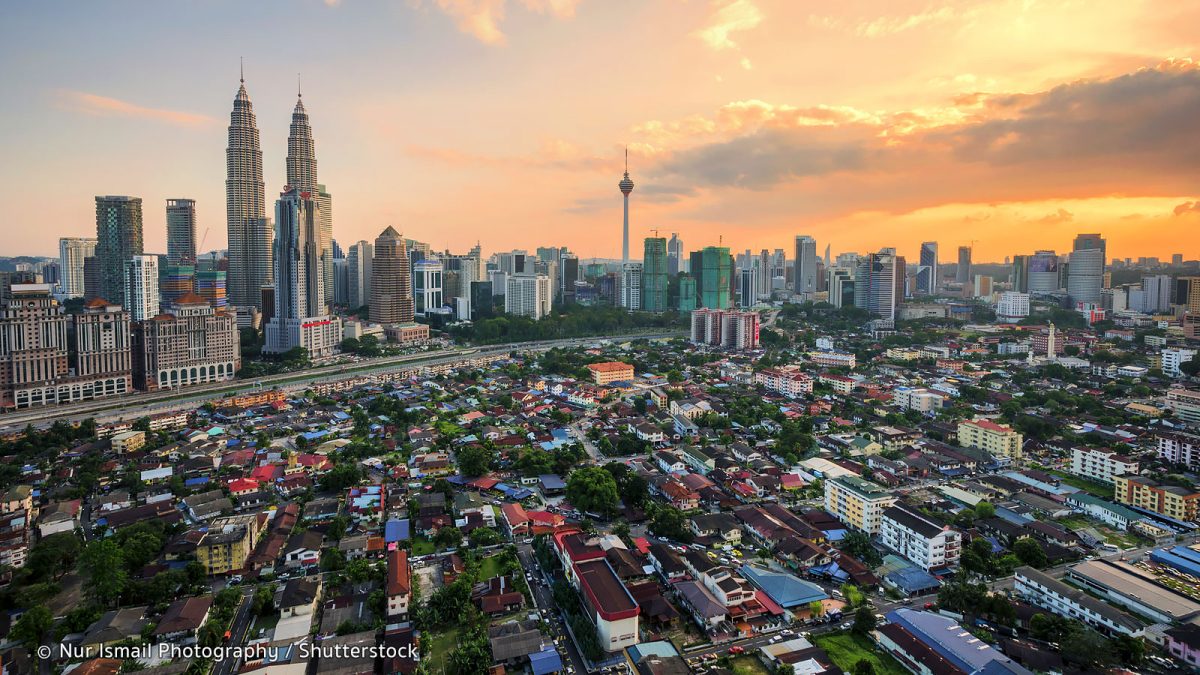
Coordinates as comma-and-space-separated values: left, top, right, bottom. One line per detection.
501, 502, 530, 538
227, 478, 260, 497
387, 549, 411, 618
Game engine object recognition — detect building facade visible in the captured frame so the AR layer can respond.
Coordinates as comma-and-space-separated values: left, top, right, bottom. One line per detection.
1113, 474, 1200, 522
225, 77, 270, 310
95, 195, 144, 307
131, 294, 240, 391
641, 237, 668, 312
824, 475, 897, 534
879, 505, 961, 571
957, 418, 1023, 460
1070, 447, 1139, 484
413, 259, 444, 315
369, 227, 413, 325
124, 255, 159, 322
263, 187, 340, 358
58, 237, 96, 299
166, 198, 197, 265
506, 273, 551, 320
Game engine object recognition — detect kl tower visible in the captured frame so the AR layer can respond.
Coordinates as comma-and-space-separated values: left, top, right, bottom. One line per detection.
619, 148, 634, 264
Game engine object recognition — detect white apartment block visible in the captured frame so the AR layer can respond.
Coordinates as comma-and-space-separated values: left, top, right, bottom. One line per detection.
996, 291, 1030, 321
1070, 447, 1139, 484
1163, 348, 1198, 378
879, 505, 961, 571
1014, 566, 1143, 636
124, 255, 159, 322
506, 273, 551, 320
807, 351, 856, 368
1167, 389, 1200, 427
892, 387, 944, 413
1158, 431, 1200, 470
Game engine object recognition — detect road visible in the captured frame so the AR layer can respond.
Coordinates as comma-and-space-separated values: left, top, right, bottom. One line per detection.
517, 542, 588, 674
213, 586, 256, 675
0, 331, 685, 433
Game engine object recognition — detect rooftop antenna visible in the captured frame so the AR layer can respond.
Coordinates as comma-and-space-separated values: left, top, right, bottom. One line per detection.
297, 72, 301, 97
240, 57, 244, 84
624, 146, 628, 173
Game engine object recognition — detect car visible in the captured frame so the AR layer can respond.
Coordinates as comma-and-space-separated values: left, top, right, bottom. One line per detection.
769, 636, 781, 643
923, 602, 934, 610
841, 622, 852, 630
728, 645, 745, 654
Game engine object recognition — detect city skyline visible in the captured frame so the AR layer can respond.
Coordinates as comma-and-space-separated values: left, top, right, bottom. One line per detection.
3, 2, 1200, 261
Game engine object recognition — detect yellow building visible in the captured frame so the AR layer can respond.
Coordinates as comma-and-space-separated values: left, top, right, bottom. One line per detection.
587, 361, 634, 385
824, 475, 897, 534
110, 430, 146, 454
957, 418, 1023, 461
195, 514, 264, 575
1113, 474, 1200, 522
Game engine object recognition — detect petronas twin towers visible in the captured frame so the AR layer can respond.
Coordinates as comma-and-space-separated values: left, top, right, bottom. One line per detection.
224, 72, 333, 313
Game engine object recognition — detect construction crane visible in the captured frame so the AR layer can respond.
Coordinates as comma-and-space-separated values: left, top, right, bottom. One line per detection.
198, 226, 209, 255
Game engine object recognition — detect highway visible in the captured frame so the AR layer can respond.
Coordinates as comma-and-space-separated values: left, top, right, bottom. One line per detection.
0, 331, 684, 433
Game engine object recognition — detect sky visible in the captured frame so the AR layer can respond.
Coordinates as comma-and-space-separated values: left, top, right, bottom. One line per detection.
2, 0, 1200, 263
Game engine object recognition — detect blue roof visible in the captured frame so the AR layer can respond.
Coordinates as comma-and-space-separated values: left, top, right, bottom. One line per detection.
184, 477, 210, 486
887, 609, 1030, 674
739, 565, 827, 607
333, 412, 351, 420
529, 648, 563, 675
300, 430, 330, 441
385, 519, 411, 543
1150, 547, 1200, 577
884, 566, 942, 594
538, 474, 566, 490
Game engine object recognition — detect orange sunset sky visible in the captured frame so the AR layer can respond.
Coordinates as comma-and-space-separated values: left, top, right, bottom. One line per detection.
2, 0, 1199, 262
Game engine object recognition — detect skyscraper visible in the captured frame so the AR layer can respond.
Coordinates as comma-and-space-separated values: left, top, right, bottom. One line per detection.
619, 150, 634, 264
1068, 233, 1106, 305
370, 226, 414, 325
166, 199, 197, 265
285, 88, 334, 311
263, 187, 340, 357
1011, 255, 1029, 293
1028, 250, 1060, 293
696, 247, 732, 310
225, 71, 270, 309
95, 196, 144, 306
956, 246, 972, 284
855, 249, 897, 320
621, 263, 642, 310
414, 259, 444, 315
641, 237, 668, 312
794, 236, 817, 295
58, 237, 96, 298
506, 274, 552, 319
667, 233, 683, 276
917, 242, 938, 294
347, 240, 373, 310
124, 255, 159, 322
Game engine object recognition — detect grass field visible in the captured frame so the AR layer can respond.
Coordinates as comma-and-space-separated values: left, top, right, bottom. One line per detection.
423, 628, 460, 673
478, 554, 503, 579
1047, 470, 1114, 499
814, 632, 909, 675
730, 655, 771, 675
412, 535, 436, 556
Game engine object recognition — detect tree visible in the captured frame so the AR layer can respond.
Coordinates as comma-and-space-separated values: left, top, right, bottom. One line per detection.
565, 466, 620, 518
457, 445, 495, 478
319, 463, 363, 492
252, 584, 276, 616
974, 501, 996, 520
852, 659, 876, 675
80, 540, 126, 607
10, 606, 53, 651
434, 527, 463, 549
649, 505, 693, 542
938, 574, 988, 619
1181, 355, 1200, 378
837, 530, 882, 568
27, 531, 82, 580
469, 527, 502, 547
621, 474, 650, 509
808, 600, 825, 621
1012, 537, 1048, 569
852, 605, 877, 635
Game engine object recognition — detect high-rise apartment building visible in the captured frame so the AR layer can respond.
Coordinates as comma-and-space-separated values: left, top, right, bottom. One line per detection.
793, 236, 817, 295
195, 265, 227, 310
95, 196, 144, 307
917, 242, 938, 294
506, 273, 551, 320
73, 298, 133, 390
225, 75, 270, 309
263, 187, 340, 358
285, 92, 334, 312
166, 199, 197, 265
1175, 277, 1200, 315
58, 237, 96, 299
678, 275, 697, 312
996, 292, 1030, 321
855, 250, 898, 320
1027, 250, 1059, 293
956, 246, 972, 285
1068, 234, 1106, 306
369, 227, 414, 325
124, 255, 159, 322
558, 254, 579, 305
131, 294, 240, 391
1135, 275, 1172, 313
641, 237, 668, 312
620, 263, 642, 310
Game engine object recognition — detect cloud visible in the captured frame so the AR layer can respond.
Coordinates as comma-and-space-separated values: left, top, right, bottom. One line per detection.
645, 60, 1200, 206
519, 0, 580, 18
1174, 201, 1200, 216
419, 0, 581, 45
694, 0, 763, 51
57, 91, 216, 128
855, 5, 956, 38
1036, 208, 1074, 224
406, 138, 616, 172
434, 0, 508, 45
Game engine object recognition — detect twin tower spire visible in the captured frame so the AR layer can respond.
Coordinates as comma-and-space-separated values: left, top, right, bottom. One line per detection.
224, 62, 327, 310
